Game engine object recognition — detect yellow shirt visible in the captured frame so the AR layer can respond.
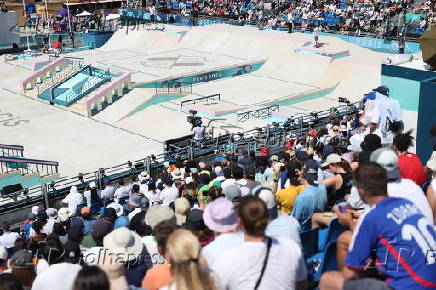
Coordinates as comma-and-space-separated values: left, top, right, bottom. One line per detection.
275, 185, 306, 214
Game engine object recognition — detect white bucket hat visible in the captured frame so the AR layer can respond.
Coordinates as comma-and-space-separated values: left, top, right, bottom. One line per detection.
103, 228, 143, 262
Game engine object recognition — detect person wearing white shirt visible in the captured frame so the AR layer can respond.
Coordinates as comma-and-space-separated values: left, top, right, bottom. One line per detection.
100, 182, 115, 200
144, 182, 161, 206
212, 196, 307, 290
114, 180, 130, 200
62, 186, 83, 217
159, 178, 179, 206
0, 225, 20, 251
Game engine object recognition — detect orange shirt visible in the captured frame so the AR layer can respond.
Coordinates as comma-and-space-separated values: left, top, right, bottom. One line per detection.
141, 263, 171, 290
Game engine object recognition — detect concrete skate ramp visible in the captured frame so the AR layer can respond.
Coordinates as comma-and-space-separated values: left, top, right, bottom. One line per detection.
253, 52, 331, 83
93, 88, 156, 123
100, 27, 181, 52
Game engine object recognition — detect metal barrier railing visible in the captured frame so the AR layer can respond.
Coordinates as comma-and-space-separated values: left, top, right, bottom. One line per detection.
155, 83, 192, 94
237, 105, 279, 122
0, 145, 24, 157
180, 93, 221, 110
0, 156, 59, 177
36, 62, 82, 94
0, 100, 362, 213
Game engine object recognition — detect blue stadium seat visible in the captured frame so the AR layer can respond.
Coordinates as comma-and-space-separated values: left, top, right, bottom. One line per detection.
306, 240, 338, 282
301, 227, 319, 258
318, 218, 347, 252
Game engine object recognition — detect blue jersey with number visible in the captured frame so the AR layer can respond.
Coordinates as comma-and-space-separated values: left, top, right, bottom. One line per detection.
345, 197, 436, 289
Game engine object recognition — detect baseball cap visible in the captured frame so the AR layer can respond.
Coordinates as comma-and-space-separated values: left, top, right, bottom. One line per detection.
223, 184, 241, 203
321, 153, 342, 168
303, 159, 319, 181
370, 148, 400, 180
183, 209, 207, 231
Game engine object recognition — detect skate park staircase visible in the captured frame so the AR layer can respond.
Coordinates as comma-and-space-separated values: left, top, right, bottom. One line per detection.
37, 65, 113, 106
0, 144, 60, 194
22, 56, 84, 95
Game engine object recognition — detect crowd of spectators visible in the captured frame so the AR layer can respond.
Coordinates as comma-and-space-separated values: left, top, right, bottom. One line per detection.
0, 85, 435, 290
158, 0, 435, 34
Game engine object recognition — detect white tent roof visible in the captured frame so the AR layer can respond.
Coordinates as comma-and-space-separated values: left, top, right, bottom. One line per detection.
105, 14, 120, 21
76, 11, 92, 17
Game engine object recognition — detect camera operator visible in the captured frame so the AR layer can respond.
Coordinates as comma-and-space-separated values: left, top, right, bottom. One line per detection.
192, 118, 205, 143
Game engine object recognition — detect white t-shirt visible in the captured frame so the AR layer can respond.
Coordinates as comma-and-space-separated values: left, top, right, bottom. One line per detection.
192, 126, 205, 141
142, 236, 165, 267
212, 236, 307, 290
221, 179, 236, 191
347, 178, 433, 224
100, 185, 115, 200
0, 231, 20, 248
144, 190, 160, 205
388, 179, 433, 225
114, 186, 130, 199
159, 186, 179, 206
201, 232, 244, 267
31, 263, 81, 290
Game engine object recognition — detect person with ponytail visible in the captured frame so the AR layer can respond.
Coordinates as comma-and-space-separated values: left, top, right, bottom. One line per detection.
161, 229, 216, 290
393, 130, 426, 186
212, 195, 307, 290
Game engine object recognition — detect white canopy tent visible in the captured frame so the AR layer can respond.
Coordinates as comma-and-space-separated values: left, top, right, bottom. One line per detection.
105, 14, 120, 21
76, 11, 92, 17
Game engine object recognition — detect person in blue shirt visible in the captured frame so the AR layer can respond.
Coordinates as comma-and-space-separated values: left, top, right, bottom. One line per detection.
292, 159, 327, 228
320, 162, 436, 290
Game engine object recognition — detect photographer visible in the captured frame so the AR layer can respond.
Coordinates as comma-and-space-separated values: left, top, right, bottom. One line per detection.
192, 118, 205, 143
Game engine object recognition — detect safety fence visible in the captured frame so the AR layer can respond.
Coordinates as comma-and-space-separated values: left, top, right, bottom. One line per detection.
237, 105, 280, 122
155, 82, 192, 94
180, 93, 221, 110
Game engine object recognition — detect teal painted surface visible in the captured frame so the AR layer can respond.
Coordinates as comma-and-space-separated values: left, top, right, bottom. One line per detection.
0, 173, 58, 190
81, 31, 114, 49
381, 75, 420, 112
416, 77, 436, 162
38, 67, 115, 106
129, 94, 183, 117
276, 89, 335, 106
136, 62, 264, 89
